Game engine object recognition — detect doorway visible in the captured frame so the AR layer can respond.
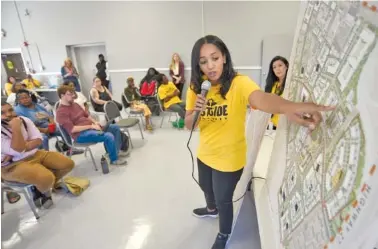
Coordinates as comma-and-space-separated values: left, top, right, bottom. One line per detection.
260, 34, 294, 90
1, 52, 27, 81
66, 43, 107, 98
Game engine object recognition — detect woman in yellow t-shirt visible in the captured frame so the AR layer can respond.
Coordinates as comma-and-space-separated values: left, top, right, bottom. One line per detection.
185, 35, 334, 249
4, 76, 16, 96
22, 74, 41, 89
265, 56, 289, 129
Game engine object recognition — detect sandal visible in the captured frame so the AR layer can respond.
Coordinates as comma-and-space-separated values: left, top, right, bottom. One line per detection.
6, 191, 21, 204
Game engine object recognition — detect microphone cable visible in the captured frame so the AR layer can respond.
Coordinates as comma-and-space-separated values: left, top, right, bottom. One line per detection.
186, 110, 267, 206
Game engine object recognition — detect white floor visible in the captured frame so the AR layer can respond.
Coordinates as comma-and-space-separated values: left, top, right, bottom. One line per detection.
1, 116, 261, 249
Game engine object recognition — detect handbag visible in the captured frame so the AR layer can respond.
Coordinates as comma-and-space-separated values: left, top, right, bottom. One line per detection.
58, 176, 90, 196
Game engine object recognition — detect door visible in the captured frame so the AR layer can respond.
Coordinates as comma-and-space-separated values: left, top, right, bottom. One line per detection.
1, 53, 27, 81
69, 44, 107, 98
260, 34, 294, 90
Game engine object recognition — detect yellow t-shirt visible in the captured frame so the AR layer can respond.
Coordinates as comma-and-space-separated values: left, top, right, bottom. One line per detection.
271, 82, 283, 127
22, 78, 41, 89
4, 82, 13, 96
186, 75, 260, 172
158, 82, 182, 109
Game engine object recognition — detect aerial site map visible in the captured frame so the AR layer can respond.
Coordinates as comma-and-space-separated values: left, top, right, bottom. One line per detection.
277, 1, 378, 249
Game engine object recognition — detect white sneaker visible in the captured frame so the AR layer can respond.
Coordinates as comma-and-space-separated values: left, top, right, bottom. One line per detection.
111, 159, 127, 166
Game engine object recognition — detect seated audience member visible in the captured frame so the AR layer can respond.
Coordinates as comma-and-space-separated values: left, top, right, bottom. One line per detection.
264, 56, 289, 130
62, 81, 88, 111
1, 101, 74, 209
56, 85, 128, 165
140, 68, 160, 97
61, 58, 81, 92
7, 82, 28, 106
5, 76, 17, 96
157, 74, 186, 127
124, 77, 153, 131
22, 74, 41, 90
14, 90, 73, 153
90, 77, 122, 112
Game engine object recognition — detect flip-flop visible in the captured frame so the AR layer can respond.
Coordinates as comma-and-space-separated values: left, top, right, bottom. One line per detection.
6, 191, 21, 204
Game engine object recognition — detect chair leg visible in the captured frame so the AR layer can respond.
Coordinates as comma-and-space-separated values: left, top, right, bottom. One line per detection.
168, 113, 172, 122
126, 129, 134, 148
138, 123, 144, 140
87, 147, 98, 171
139, 114, 145, 127
160, 114, 165, 128
23, 187, 40, 220
1, 188, 5, 214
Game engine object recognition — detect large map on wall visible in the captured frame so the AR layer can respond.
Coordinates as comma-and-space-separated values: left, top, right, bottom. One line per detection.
277, 1, 378, 249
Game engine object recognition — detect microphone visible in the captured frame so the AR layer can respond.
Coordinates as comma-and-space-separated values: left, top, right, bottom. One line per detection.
191, 80, 211, 130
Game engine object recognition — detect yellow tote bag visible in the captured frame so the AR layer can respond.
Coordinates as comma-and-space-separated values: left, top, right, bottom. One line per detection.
60, 176, 90, 196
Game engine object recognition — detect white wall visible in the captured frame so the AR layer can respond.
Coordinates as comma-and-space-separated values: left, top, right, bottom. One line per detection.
1, 1, 300, 100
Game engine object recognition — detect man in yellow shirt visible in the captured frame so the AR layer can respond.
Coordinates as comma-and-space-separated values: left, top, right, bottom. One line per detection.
157, 74, 186, 121
22, 74, 41, 90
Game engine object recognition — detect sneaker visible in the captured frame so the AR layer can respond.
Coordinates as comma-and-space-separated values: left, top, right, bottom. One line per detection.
111, 158, 127, 166
211, 233, 229, 249
31, 186, 43, 208
192, 207, 219, 218
41, 195, 54, 209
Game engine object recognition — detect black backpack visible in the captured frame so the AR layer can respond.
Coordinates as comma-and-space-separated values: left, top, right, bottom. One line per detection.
120, 132, 130, 152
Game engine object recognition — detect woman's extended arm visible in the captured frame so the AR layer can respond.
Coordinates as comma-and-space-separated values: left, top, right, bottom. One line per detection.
248, 90, 334, 129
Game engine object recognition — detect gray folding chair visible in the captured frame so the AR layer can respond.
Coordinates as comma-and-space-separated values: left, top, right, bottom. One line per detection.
1, 182, 40, 219
157, 97, 180, 128
56, 123, 99, 171
104, 101, 144, 148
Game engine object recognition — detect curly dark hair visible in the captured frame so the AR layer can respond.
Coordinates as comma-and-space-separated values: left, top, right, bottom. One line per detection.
190, 35, 236, 99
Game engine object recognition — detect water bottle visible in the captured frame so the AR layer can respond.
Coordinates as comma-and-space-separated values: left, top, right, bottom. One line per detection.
100, 156, 109, 174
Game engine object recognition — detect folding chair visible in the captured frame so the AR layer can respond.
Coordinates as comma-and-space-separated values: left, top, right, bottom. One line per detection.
104, 101, 144, 148
56, 123, 99, 171
1, 182, 40, 219
157, 97, 180, 128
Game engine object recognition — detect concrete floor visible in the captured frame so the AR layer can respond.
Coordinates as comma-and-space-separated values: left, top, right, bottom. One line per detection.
1, 116, 261, 249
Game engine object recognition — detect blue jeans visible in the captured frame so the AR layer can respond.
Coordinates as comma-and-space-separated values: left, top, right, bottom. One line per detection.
75, 124, 121, 163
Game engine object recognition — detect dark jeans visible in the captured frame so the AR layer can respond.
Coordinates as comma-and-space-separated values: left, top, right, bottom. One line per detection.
41, 130, 62, 151
75, 124, 121, 163
197, 158, 243, 235
175, 83, 184, 98
168, 102, 186, 119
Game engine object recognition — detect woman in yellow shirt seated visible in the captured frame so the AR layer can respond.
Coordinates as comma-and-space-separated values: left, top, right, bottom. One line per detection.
157, 74, 186, 127
264, 56, 289, 129
185, 35, 333, 249
4, 76, 16, 96
22, 74, 41, 89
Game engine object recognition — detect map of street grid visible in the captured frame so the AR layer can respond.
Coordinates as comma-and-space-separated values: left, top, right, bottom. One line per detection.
278, 1, 378, 249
